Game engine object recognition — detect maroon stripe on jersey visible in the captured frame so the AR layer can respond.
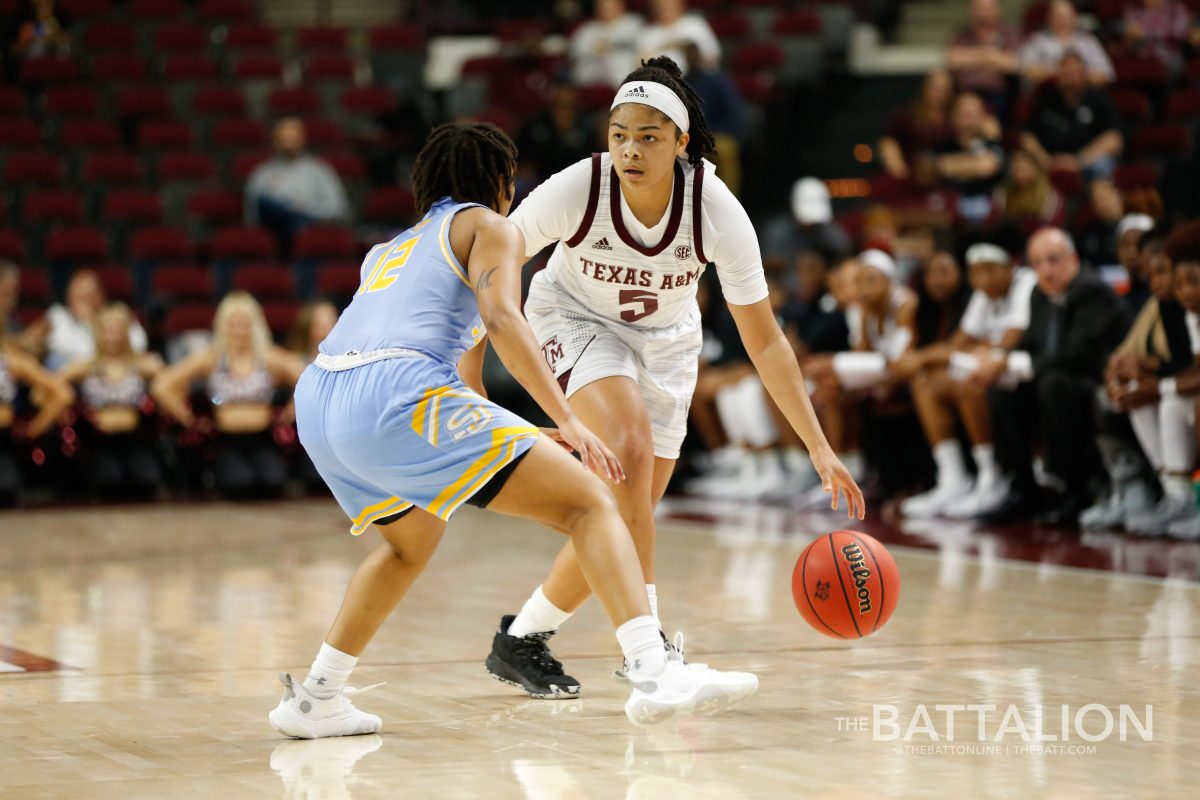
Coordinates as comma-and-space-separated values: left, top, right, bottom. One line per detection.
692, 161, 709, 264
565, 153, 603, 248
610, 161, 684, 256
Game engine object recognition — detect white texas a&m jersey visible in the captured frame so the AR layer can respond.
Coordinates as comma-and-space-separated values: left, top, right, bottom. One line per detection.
512, 153, 768, 330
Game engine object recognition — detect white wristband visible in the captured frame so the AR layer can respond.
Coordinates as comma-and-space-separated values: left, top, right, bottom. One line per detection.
1160, 378, 1177, 398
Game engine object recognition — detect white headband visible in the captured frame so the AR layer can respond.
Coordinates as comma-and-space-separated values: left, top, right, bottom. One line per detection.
966, 243, 1011, 266
860, 249, 897, 281
611, 81, 690, 133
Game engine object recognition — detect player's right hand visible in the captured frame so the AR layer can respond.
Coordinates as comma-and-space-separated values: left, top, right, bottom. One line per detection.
554, 417, 626, 483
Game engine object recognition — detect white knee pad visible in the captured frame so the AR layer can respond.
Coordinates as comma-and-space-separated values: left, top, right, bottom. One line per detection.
832, 352, 888, 391
734, 377, 778, 449
1159, 394, 1197, 474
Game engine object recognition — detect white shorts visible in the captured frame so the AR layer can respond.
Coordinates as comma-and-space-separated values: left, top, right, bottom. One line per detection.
525, 285, 701, 460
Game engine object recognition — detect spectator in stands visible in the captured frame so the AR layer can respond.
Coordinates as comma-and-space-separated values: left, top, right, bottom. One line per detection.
59, 303, 165, 498
22, 270, 149, 371
1021, 52, 1122, 183
516, 85, 594, 186
0, 318, 74, 506
3, 0, 71, 82
0, 261, 18, 334
1121, 0, 1200, 73
983, 227, 1129, 525
569, 0, 643, 87
152, 293, 306, 498
637, 0, 721, 73
903, 244, 1035, 518
994, 149, 1064, 234
287, 299, 339, 363
945, 0, 1019, 116
683, 41, 745, 196
878, 68, 955, 188
1076, 178, 1126, 268
761, 178, 851, 264
245, 118, 350, 258
1115, 213, 1157, 313
783, 251, 851, 358
934, 92, 1006, 226
1019, 0, 1115, 87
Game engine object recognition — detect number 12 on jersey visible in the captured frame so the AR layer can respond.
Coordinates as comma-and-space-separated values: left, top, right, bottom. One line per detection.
359, 235, 423, 295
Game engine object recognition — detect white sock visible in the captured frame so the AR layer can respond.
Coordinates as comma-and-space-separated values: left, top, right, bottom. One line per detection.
616, 615, 666, 677
933, 440, 966, 485
972, 443, 997, 485
508, 585, 572, 639
1162, 474, 1193, 504
303, 642, 357, 700
645, 584, 659, 624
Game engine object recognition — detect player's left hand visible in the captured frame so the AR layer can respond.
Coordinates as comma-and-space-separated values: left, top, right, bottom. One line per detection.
811, 445, 866, 521
539, 427, 576, 452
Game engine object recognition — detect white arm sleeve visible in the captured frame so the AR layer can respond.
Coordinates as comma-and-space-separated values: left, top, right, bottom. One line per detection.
702, 171, 770, 306
508, 159, 593, 258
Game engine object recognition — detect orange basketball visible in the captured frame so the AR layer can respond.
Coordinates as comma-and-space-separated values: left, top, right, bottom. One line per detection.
792, 531, 899, 639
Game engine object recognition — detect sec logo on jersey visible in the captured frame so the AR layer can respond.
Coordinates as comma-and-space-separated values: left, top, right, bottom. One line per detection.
674, 245, 692, 260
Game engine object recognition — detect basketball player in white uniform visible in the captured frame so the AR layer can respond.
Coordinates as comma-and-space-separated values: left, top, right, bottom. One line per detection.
484, 57, 865, 698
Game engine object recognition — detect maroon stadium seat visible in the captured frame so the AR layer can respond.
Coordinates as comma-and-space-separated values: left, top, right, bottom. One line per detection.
362, 187, 416, 225
0, 87, 23, 117
3, 151, 65, 186
186, 188, 243, 226
368, 25, 424, 51
153, 24, 209, 53
153, 264, 214, 301
300, 118, 346, 150
223, 23, 277, 52
137, 119, 195, 151
81, 152, 144, 185
211, 118, 269, 149
1131, 124, 1193, 158
46, 227, 108, 262
772, 10, 822, 35
232, 55, 284, 80
161, 55, 220, 82
163, 302, 216, 336
1167, 89, 1200, 121
315, 262, 361, 299
297, 25, 348, 52
268, 87, 320, 116
708, 11, 750, 40
261, 300, 299, 337
232, 262, 295, 298
192, 85, 247, 118
61, 0, 111, 19
89, 264, 135, 302
23, 190, 84, 225
730, 43, 785, 72
323, 151, 366, 183
732, 71, 777, 104
156, 152, 217, 182
230, 150, 270, 183
130, 226, 193, 261
83, 21, 136, 52
44, 86, 101, 117
0, 229, 26, 260
57, 119, 123, 150
115, 86, 172, 118
1114, 56, 1169, 89
0, 119, 40, 150
130, 0, 182, 17
212, 226, 276, 261
294, 225, 355, 261
17, 267, 50, 303
1111, 89, 1153, 124
1114, 161, 1161, 191
20, 56, 79, 84
103, 189, 163, 225
304, 55, 355, 82
198, 0, 257, 22
340, 86, 396, 115
90, 53, 149, 82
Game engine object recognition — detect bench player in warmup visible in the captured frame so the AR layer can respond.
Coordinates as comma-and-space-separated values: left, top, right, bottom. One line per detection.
269, 122, 759, 738
485, 58, 866, 698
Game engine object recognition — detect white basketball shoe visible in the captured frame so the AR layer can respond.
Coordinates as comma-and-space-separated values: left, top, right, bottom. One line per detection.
268, 672, 383, 739
624, 655, 759, 726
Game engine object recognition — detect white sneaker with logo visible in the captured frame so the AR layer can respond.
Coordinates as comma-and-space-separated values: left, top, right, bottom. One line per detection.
624, 657, 759, 726
268, 672, 383, 739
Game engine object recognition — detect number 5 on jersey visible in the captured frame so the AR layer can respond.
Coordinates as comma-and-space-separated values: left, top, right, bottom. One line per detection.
359, 235, 423, 294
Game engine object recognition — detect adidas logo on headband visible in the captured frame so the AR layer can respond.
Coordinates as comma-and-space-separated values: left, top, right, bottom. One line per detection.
625, 85, 649, 98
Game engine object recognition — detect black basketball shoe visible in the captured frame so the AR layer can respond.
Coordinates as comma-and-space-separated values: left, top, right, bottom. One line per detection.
485, 614, 581, 699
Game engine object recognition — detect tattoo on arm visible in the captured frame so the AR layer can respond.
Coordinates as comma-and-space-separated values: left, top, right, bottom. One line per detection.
475, 267, 499, 291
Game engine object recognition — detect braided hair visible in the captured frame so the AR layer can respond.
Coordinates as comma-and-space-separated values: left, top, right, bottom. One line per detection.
411, 122, 518, 215
615, 56, 716, 168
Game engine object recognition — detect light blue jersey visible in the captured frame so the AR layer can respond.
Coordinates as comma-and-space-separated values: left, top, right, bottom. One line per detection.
296, 197, 538, 532
319, 197, 486, 366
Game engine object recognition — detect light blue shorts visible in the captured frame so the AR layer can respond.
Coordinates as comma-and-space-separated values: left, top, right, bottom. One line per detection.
295, 355, 539, 534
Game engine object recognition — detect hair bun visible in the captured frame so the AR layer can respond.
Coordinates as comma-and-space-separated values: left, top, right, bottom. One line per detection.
642, 55, 683, 79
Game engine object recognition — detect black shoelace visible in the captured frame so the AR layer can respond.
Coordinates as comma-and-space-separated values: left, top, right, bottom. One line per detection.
515, 632, 565, 676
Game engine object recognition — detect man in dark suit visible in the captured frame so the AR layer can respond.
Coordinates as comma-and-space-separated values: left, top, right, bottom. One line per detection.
978, 227, 1129, 524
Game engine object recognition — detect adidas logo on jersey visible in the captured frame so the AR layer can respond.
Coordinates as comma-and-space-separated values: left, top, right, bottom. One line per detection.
591, 237, 613, 250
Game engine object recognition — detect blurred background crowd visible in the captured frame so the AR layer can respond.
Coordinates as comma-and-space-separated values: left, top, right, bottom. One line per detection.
2, 0, 1200, 536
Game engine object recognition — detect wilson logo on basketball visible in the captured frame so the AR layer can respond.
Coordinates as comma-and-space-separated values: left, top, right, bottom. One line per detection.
674, 245, 691, 260
841, 543, 873, 614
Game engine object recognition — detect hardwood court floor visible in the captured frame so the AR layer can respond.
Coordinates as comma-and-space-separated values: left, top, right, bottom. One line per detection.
0, 498, 1197, 799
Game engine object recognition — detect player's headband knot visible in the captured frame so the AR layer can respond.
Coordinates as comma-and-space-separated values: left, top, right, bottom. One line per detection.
611, 81, 690, 134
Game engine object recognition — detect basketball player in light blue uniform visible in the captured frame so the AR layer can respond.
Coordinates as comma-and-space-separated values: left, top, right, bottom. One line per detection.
268, 123, 760, 739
